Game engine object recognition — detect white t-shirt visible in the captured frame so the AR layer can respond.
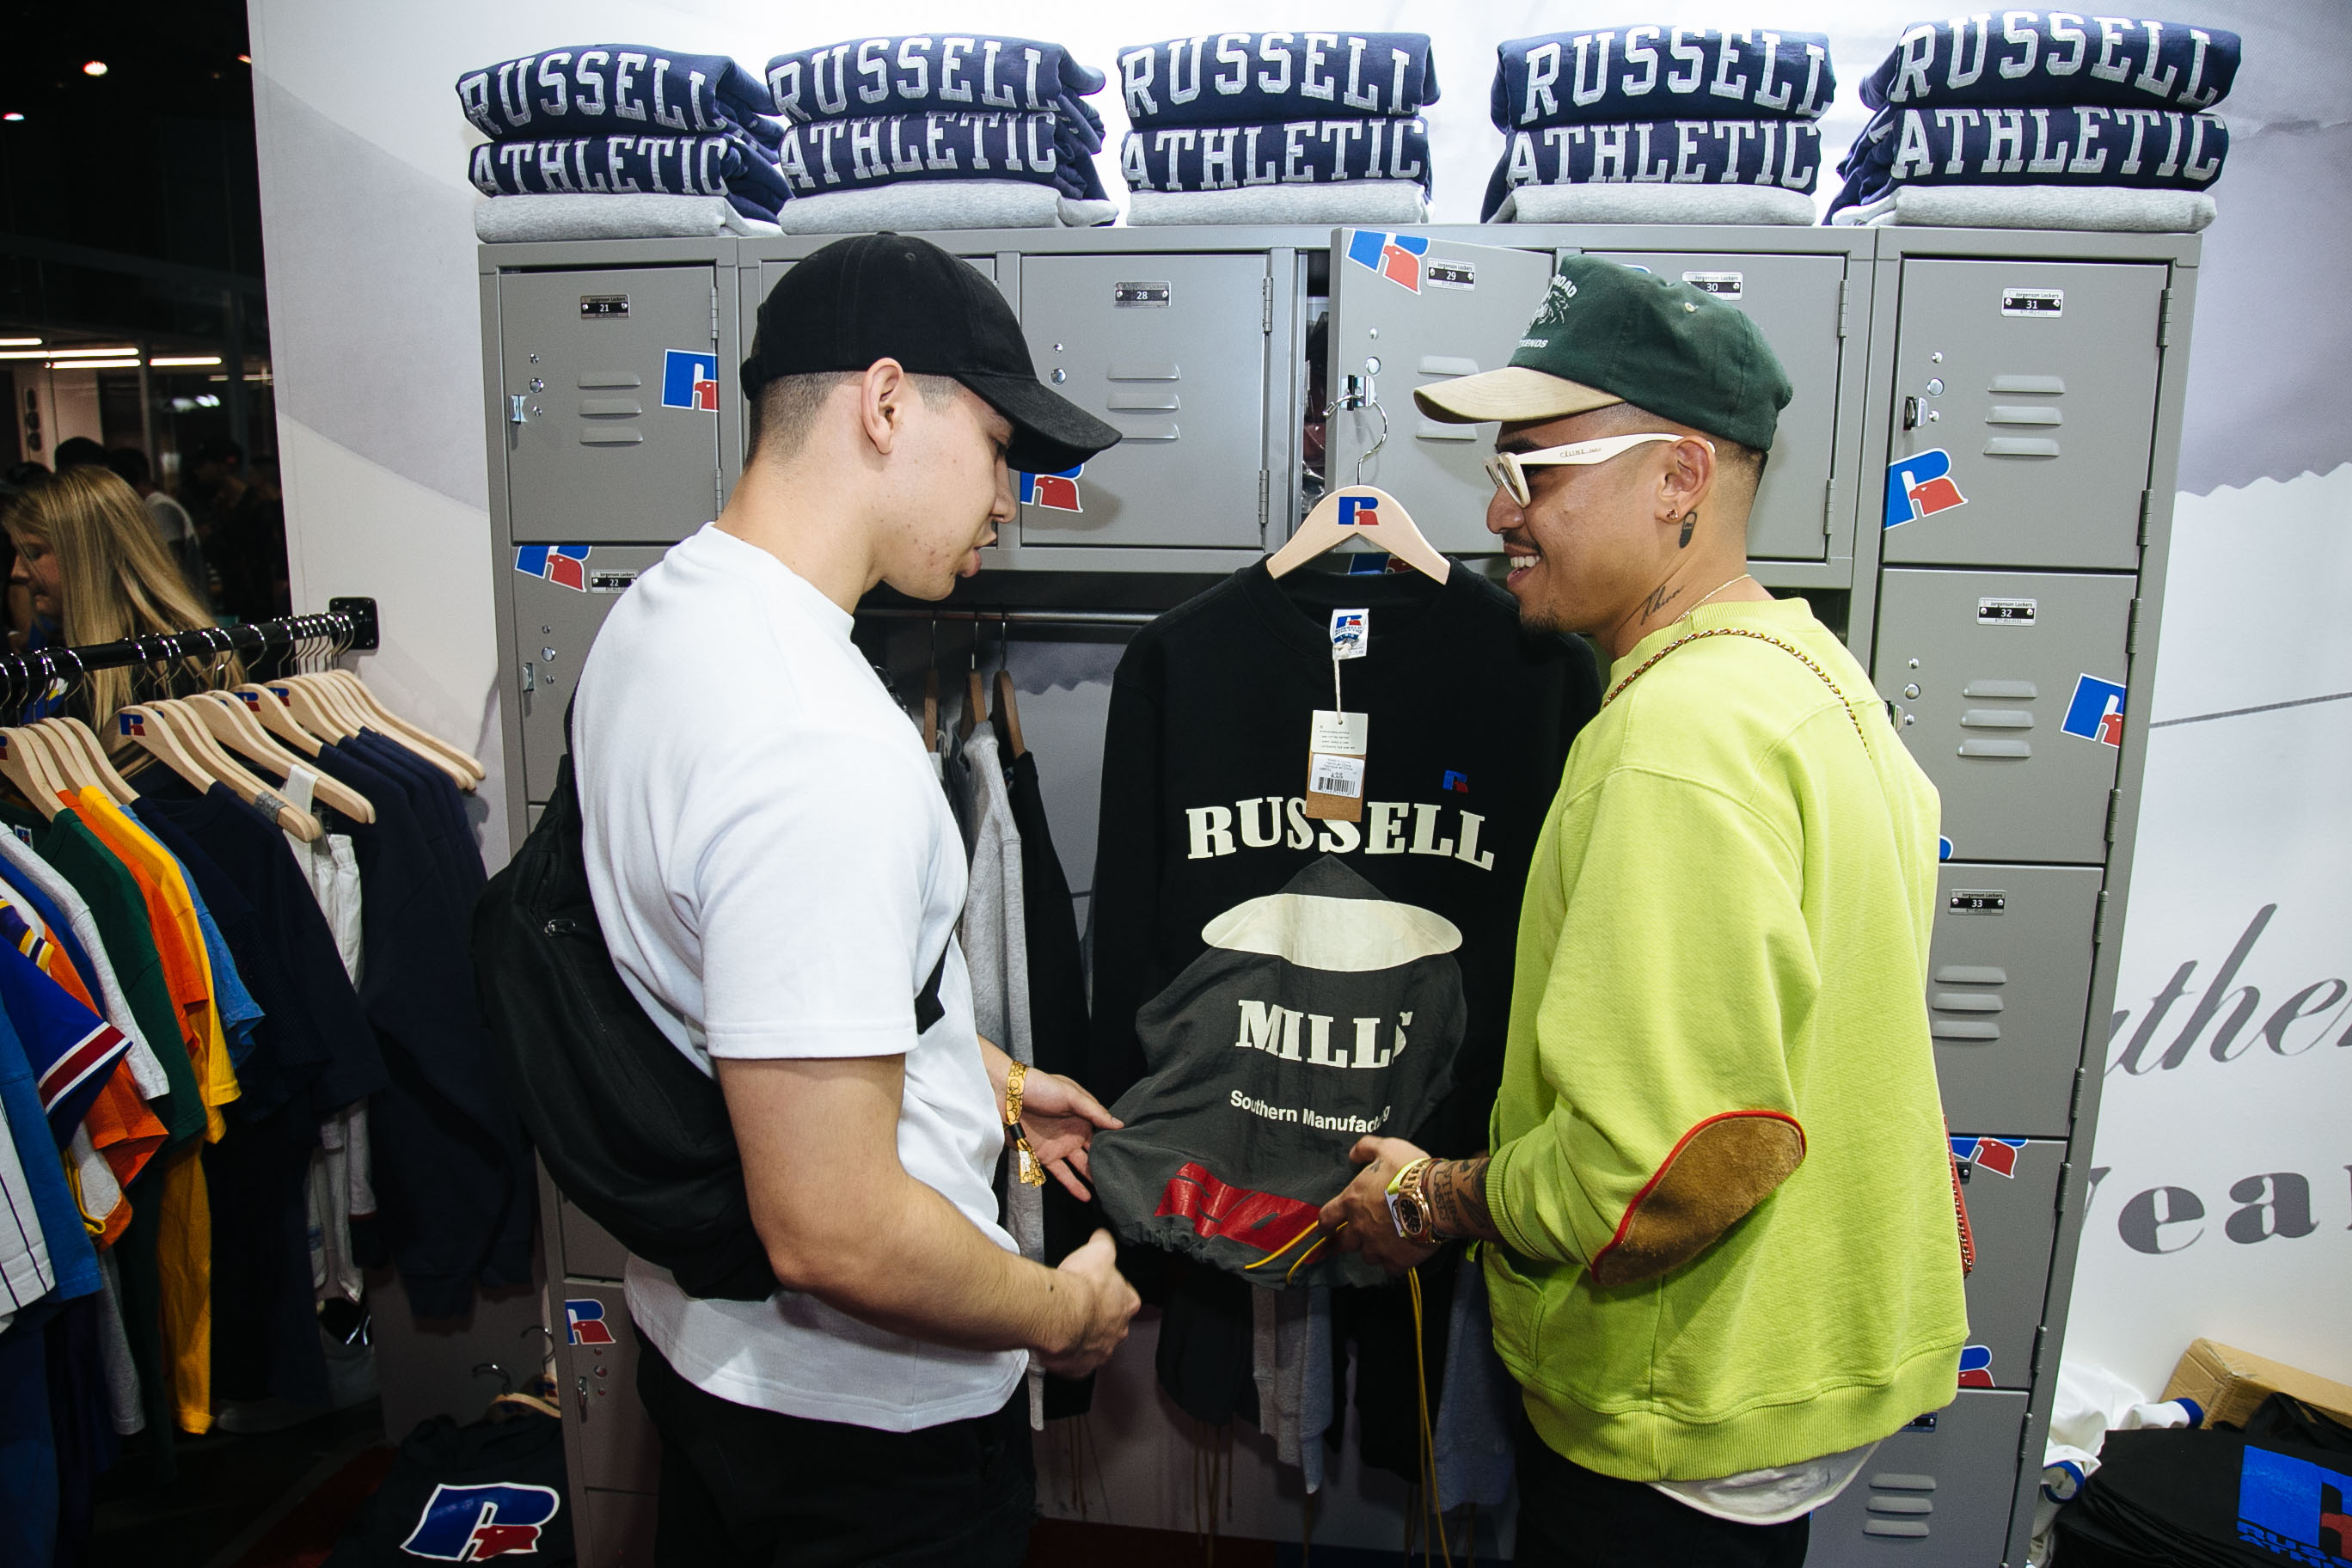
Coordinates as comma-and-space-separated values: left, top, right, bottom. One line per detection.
1651, 1439, 1879, 1525
574, 523, 1022, 1431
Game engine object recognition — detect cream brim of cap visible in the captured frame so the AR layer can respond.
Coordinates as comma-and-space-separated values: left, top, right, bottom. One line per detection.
1412, 365, 1625, 425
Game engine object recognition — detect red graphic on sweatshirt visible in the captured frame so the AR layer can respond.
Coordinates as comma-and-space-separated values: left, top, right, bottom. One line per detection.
1157, 1161, 1320, 1252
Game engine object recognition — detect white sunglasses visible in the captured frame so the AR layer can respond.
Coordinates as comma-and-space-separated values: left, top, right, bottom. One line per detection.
1485, 432, 1714, 508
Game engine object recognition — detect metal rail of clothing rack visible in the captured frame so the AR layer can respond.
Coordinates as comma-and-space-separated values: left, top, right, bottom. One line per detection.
0, 597, 381, 716
856, 607, 1159, 628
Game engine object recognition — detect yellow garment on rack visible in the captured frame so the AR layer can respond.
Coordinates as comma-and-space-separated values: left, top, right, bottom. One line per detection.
68, 789, 236, 1139
154, 1141, 214, 1433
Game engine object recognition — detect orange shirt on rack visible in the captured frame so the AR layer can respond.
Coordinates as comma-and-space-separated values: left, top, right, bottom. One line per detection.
64, 790, 236, 1137
0, 893, 166, 1196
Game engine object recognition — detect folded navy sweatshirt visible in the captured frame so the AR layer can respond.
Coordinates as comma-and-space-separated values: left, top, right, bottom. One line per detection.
1490, 27, 1833, 130
773, 110, 1110, 202
1829, 102, 2227, 216
765, 34, 1105, 131
1482, 118, 1821, 220
457, 47, 780, 149
1121, 117, 1431, 194
468, 132, 790, 220
1119, 32, 1436, 128
1859, 14, 2237, 112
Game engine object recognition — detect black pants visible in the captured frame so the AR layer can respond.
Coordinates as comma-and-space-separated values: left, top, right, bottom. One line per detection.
1514, 1411, 1812, 1568
635, 1339, 1035, 1567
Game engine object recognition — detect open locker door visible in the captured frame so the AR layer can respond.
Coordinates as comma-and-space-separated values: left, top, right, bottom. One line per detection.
1323, 231, 1556, 558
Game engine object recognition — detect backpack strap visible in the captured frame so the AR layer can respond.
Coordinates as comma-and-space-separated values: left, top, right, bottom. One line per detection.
564, 693, 950, 1029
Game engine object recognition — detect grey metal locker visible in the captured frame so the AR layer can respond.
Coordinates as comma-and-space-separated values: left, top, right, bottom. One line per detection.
1807, 1391, 2030, 1566
560, 1283, 662, 1492
1588, 250, 1846, 563
581, 1491, 657, 1568
1881, 260, 2165, 571
1953, 1137, 2064, 1391
1876, 568, 2136, 865
1927, 863, 2104, 1137
1015, 253, 1270, 549
1324, 233, 1556, 558
499, 267, 724, 543
559, 1195, 629, 1283
511, 544, 668, 803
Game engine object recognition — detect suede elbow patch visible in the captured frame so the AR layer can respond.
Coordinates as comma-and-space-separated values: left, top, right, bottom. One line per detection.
1588, 1112, 1805, 1288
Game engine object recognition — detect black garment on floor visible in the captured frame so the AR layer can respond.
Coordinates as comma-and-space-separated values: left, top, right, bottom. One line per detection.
326, 1404, 572, 1566
634, 1338, 1035, 1568
1513, 1408, 1811, 1568
2054, 1419, 2352, 1567
303, 746, 533, 1317
1087, 562, 1598, 1447
1004, 744, 1097, 1418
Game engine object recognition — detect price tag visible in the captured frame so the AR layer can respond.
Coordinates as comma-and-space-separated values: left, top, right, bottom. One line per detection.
1306, 709, 1369, 821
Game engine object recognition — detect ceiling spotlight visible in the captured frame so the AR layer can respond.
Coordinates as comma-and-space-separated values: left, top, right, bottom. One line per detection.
2, 113, 21, 122
0, 338, 38, 348
83, 61, 108, 77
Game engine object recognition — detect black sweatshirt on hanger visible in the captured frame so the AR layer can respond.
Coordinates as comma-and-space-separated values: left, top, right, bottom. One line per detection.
1087, 560, 1599, 1454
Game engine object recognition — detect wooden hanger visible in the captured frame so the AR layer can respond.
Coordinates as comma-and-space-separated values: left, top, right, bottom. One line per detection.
231, 683, 324, 756
135, 703, 323, 842
246, 677, 353, 743
1265, 485, 1450, 584
288, 673, 475, 792
922, 668, 940, 754
34, 719, 137, 805
0, 727, 70, 820
958, 662, 986, 744
184, 692, 376, 824
320, 671, 485, 782
113, 706, 218, 800
991, 669, 1025, 759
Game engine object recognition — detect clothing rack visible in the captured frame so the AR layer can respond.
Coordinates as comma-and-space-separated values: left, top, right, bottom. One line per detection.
0, 597, 380, 711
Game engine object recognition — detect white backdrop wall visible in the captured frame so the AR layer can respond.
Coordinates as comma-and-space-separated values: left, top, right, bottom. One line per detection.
250, 0, 2350, 1452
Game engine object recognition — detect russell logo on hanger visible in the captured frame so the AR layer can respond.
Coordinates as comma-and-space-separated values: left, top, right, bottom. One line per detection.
563, 1297, 616, 1345
1957, 1344, 1995, 1388
1883, 448, 1969, 529
117, 714, 145, 738
1951, 1136, 2027, 1178
1019, 464, 1083, 511
1336, 495, 1383, 528
660, 349, 720, 411
1347, 229, 1429, 292
400, 1481, 561, 1561
2061, 674, 2128, 747
516, 544, 591, 591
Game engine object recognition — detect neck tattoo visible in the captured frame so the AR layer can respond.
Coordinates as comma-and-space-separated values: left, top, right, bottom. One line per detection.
1677, 508, 1697, 548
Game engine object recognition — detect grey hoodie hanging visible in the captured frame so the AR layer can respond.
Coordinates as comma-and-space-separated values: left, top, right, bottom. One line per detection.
1091, 856, 1465, 1289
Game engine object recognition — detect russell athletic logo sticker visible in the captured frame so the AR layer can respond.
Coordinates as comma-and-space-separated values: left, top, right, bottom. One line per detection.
2061, 675, 2128, 748
1883, 449, 1969, 529
660, 349, 720, 411
400, 1482, 560, 1560
563, 1297, 616, 1345
1347, 229, 1429, 291
1019, 464, 1083, 511
515, 545, 591, 591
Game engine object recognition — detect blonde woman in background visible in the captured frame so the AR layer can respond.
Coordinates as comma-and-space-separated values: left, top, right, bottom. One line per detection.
4, 464, 237, 741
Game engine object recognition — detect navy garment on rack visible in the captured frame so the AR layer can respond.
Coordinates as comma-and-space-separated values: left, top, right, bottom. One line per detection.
457, 47, 781, 147
1489, 28, 1834, 130
300, 745, 534, 1319
775, 111, 1109, 201
467, 132, 790, 222
1859, 15, 2236, 113
766, 35, 1104, 128
1483, 118, 1822, 219
1119, 32, 1436, 127
1829, 103, 2226, 216
1123, 117, 1430, 193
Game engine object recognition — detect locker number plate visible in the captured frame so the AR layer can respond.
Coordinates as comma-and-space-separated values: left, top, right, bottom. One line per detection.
1950, 890, 2008, 915
1426, 261, 1478, 291
1682, 271, 1743, 300
589, 571, 638, 595
579, 294, 631, 319
2000, 288, 2063, 318
1114, 281, 1172, 307
1977, 597, 2037, 626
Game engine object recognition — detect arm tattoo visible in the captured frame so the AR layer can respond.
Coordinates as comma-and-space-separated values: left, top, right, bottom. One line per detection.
1428, 1156, 1499, 1243
1640, 582, 1683, 620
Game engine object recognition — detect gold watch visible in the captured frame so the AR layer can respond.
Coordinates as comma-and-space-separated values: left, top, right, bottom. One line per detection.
1385, 1156, 1437, 1244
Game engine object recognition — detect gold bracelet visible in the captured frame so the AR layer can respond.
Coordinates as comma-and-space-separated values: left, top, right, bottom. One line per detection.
1003, 1062, 1046, 1188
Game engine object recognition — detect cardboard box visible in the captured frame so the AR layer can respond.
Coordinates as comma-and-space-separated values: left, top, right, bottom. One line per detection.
2162, 1338, 2352, 1430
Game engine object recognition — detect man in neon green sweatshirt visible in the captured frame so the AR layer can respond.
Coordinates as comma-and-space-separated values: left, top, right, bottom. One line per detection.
1318, 256, 1966, 1566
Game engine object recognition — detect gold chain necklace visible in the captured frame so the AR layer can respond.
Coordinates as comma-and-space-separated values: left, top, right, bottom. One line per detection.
1603, 627, 1871, 749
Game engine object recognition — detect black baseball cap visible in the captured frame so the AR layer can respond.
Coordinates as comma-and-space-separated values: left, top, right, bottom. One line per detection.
1416, 254, 1792, 453
742, 233, 1119, 475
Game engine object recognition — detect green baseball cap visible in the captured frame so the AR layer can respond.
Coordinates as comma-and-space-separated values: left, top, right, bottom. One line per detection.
1414, 255, 1792, 452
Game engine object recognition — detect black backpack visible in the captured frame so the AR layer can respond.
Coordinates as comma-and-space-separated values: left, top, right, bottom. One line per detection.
471, 719, 943, 1302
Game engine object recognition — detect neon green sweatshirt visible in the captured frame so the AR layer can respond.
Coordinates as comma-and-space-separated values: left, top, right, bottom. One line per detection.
1484, 597, 1966, 1481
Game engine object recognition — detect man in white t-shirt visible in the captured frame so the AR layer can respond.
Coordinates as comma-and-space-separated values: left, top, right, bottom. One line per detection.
574, 235, 1137, 1566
